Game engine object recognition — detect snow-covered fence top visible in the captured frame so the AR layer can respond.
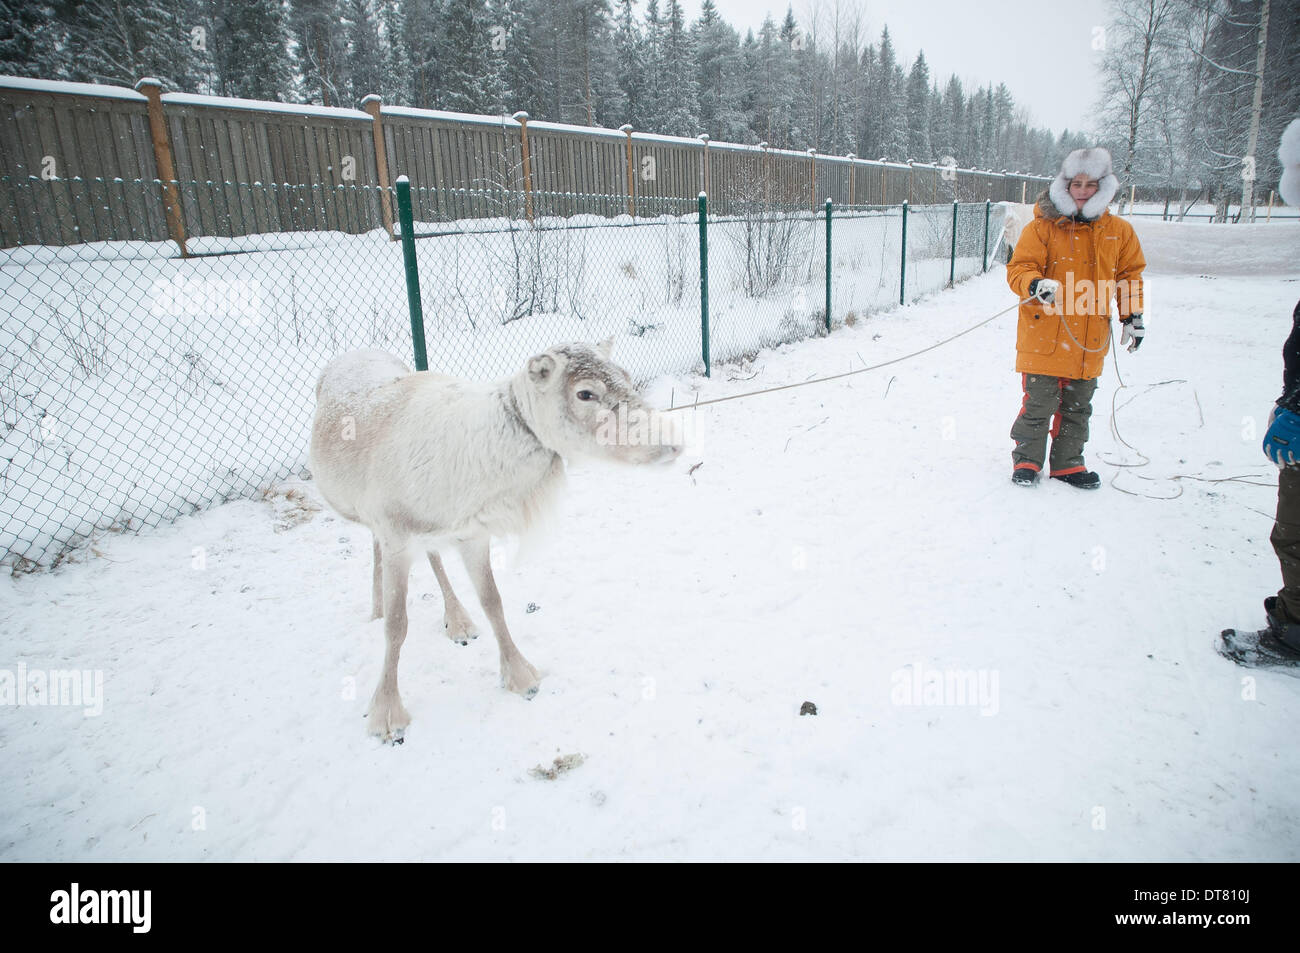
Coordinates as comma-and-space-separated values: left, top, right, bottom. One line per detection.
0, 75, 1049, 247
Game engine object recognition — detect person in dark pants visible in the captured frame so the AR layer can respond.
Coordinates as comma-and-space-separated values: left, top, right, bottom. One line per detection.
1222, 118, 1300, 663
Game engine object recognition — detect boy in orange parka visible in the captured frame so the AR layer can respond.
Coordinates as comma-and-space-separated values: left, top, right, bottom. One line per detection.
1006, 147, 1146, 488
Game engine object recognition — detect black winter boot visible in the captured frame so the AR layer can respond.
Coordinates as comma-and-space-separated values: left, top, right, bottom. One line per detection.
1052, 470, 1101, 489
1011, 467, 1038, 486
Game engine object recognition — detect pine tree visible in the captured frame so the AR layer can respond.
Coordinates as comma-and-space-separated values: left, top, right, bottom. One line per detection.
905, 52, 931, 161
768, 6, 799, 147
571, 0, 619, 127
854, 42, 876, 157
496, 0, 541, 117
343, 0, 384, 107
939, 75, 964, 160
403, 0, 441, 108
70, 0, 198, 89
659, 0, 697, 136
874, 27, 906, 160
1, 1, 53, 77
377, 0, 410, 105
212, 0, 292, 100
692, 0, 744, 141
639, 0, 665, 129
440, 0, 496, 114
290, 0, 347, 106
612, 0, 643, 125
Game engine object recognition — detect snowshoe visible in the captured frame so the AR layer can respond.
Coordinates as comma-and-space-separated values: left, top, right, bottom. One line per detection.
1051, 470, 1101, 489
1218, 626, 1300, 674
1220, 597, 1300, 673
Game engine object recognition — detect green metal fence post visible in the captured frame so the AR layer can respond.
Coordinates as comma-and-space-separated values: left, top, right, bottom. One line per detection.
396, 175, 428, 372
698, 191, 709, 377
983, 199, 991, 273
824, 197, 832, 333
949, 200, 958, 287
899, 200, 908, 305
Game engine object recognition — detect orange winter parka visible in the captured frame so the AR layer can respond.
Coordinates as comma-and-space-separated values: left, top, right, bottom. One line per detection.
1006, 191, 1146, 380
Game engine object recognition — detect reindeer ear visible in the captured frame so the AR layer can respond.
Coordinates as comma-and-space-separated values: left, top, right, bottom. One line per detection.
527, 353, 557, 388
595, 336, 614, 360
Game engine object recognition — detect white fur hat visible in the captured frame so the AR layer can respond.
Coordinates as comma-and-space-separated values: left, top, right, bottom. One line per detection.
1279, 119, 1300, 207
1048, 147, 1120, 220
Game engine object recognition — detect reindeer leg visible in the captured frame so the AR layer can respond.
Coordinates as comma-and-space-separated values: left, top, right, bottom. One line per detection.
427, 551, 479, 645
366, 536, 413, 743
457, 537, 541, 698
371, 536, 384, 620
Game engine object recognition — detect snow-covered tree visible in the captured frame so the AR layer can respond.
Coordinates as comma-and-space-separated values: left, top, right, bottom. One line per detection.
905, 52, 931, 161
692, 0, 746, 141
212, 0, 293, 100
342, 0, 383, 107
291, 0, 347, 106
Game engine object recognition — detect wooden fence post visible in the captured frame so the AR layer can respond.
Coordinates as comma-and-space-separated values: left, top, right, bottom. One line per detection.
134, 78, 187, 257
908, 160, 915, 205
846, 154, 856, 206
698, 134, 711, 202
808, 148, 816, 210
760, 141, 769, 206
620, 123, 635, 217
362, 95, 395, 238
513, 110, 534, 222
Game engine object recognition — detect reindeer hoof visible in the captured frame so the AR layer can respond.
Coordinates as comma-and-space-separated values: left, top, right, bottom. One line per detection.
504, 661, 542, 698
444, 617, 479, 646
366, 692, 412, 743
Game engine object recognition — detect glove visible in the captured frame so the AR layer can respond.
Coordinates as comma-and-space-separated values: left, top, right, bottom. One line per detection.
1264, 406, 1300, 466
1120, 313, 1145, 352
1028, 278, 1060, 304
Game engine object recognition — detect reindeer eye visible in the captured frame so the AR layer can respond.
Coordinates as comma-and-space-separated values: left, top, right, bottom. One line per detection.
577, 390, 597, 401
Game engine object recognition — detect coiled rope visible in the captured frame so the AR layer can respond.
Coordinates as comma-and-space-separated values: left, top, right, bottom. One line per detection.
664, 287, 1278, 506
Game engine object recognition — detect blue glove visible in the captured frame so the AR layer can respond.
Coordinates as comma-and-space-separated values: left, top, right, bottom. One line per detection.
1264, 406, 1300, 466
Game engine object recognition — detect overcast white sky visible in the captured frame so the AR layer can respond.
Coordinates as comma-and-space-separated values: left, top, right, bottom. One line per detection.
683, 0, 1110, 137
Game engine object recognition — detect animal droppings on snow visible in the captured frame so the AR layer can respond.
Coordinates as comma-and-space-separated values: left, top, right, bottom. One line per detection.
530, 753, 585, 781
263, 483, 321, 533
800, 701, 818, 716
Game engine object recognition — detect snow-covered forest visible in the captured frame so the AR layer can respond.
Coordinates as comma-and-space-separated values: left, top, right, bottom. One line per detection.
1093, 0, 1298, 212
0, 0, 1095, 175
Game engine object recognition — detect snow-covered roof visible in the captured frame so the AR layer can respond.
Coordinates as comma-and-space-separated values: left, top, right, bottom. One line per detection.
0, 75, 146, 102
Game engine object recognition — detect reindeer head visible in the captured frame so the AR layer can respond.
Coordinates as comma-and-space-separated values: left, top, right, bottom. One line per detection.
514, 339, 683, 465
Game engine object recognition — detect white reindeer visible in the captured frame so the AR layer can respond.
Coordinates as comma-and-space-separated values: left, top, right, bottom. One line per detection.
308, 340, 682, 743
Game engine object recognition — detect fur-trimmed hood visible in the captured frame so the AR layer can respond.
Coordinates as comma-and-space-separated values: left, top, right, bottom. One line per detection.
1046, 147, 1119, 220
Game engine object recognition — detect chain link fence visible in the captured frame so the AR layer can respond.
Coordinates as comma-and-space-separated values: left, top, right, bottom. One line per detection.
1, 175, 410, 570
3, 174, 1006, 571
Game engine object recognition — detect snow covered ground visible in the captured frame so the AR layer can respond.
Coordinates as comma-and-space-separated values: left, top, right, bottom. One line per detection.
2, 218, 1298, 861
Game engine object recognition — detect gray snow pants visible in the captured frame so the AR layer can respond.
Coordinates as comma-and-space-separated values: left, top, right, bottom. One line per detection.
1010, 374, 1098, 476
1272, 465, 1300, 623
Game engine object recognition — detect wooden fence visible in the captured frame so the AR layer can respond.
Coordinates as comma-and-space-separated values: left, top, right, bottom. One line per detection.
0, 75, 1051, 250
